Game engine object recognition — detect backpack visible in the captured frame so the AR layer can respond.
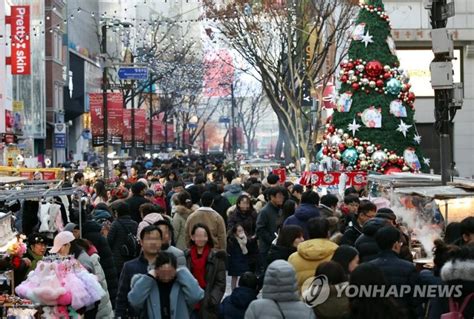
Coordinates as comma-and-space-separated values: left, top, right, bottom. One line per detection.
117, 219, 139, 260
441, 293, 474, 319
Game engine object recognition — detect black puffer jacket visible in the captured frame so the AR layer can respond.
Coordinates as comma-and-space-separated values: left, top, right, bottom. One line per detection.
82, 220, 119, 306
266, 244, 296, 266
107, 215, 138, 275
354, 217, 390, 263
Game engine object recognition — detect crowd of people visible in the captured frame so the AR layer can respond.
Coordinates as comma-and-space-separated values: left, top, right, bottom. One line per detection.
8, 158, 474, 319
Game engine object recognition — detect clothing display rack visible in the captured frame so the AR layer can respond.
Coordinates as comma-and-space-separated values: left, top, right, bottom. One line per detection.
0, 186, 85, 237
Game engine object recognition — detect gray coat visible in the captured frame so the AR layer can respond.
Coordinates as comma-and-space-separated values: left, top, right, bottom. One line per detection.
128, 268, 204, 319
244, 260, 315, 319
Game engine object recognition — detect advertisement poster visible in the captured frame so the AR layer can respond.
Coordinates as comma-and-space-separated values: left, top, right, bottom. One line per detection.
12, 101, 24, 135
5, 111, 13, 134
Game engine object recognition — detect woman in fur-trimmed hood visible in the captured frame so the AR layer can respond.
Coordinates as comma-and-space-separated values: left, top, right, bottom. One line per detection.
438, 244, 474, 318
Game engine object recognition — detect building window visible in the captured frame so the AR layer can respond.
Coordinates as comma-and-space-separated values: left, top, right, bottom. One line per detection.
53, 32, 62, 61
53, 82, 63, 110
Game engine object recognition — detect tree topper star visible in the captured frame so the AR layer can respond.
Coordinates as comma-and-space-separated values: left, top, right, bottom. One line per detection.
397, 119, 412, 138
360, 30, 374, 48
348, 119, 361, 136
413, 134, 422, 144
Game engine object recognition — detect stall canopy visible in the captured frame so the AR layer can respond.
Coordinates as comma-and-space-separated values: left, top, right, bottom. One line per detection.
394, 185, 474, 200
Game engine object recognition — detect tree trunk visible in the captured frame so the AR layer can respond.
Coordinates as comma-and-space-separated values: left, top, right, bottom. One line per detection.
275, 130, 284, 158
247, 136, 252, 157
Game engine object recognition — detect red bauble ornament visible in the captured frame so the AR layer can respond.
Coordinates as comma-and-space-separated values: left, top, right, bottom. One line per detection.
385, 166, 402, 175
383, 72, 392, 79
341, 75, 348, 83
347, 62, 354, 69
366, 61, 384, 78
322, 147, 328, 155
327, 126, 335, 133
408, 92, 416, 101
397, 158, 405, 166
376, 79, 384, 87
338, 143, 346, 152
353, 138, 360, 146
352, 83, 360, 90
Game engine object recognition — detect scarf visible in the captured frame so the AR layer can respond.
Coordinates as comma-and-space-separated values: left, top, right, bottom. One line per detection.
190, 244, 210, 289
235, 234, 248, 255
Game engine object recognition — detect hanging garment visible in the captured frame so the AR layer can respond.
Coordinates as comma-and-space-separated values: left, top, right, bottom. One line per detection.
22, 200, 40, 236
38, 202, 51, 233
48, 204, 62, 232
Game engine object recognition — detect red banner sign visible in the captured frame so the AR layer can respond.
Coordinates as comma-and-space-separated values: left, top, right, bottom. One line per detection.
89, 93, 124, 145
135, 109, 146, 143
123, 110, 132, 143
10, 6, 31, 75
107, 93, 123, 144
300, 171, 367, 187
89, 93, 104, 145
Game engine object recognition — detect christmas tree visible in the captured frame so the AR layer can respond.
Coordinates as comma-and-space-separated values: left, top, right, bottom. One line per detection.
318, 0, 427, 174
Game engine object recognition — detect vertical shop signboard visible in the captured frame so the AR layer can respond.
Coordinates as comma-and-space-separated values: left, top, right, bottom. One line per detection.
10, 6, 31, 75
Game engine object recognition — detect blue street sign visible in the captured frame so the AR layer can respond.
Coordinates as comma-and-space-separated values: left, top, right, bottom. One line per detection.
54, 134, 66, 148
118, 67, 149, 80
219, 116, 230, 124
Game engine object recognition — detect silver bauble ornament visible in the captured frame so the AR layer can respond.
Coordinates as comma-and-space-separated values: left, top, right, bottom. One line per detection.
384, 65, 391, 72
329, 135, 342, 147
359, 153, 367, 161
371, 150, 388, 166
337, 129, 344, 136
366, 145, 375, 154
356, 146, 365, 153
343, 133, 350, 140
369, 81, 376, 88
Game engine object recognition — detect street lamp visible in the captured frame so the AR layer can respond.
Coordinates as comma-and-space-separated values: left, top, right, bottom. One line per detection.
100, 19, 133, 180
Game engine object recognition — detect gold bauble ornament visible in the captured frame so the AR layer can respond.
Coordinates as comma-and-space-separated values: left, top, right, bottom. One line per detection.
360, 160, 369, 169
402, 165, 410, 172
359, 154, 367, 161
389, 154, 398, 163
346, 139, 354, 148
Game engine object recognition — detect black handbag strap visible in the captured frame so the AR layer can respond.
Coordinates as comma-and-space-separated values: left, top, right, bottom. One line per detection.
273, 300, 286, 319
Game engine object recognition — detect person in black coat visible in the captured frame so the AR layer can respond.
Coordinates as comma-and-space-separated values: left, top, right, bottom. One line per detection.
125, 182, 150, 223
354, 217, 391, 263
82, 216, 119, 308
369, 226, 420, 319
266, 225, 304, 267
108, 201, 138, 275
208, 182, 231, 225
219, 272, 259, 319
437, 244, 474, 319
340, 200, 376, 247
